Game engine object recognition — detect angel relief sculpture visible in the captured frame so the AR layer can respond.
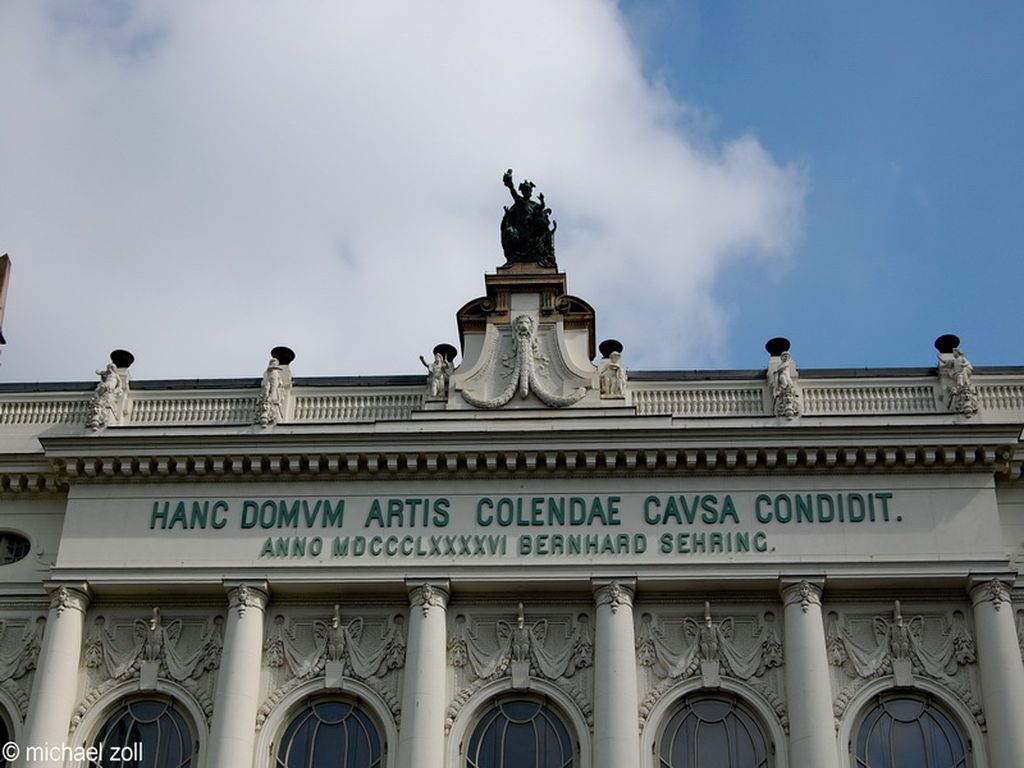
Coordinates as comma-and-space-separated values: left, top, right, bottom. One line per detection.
826, 602, 975, 684
83, 609, 223, 684
0, 617, 45, 683
448, 605, 592, 684
263, 607, 406, 682
636, 603, 782, 684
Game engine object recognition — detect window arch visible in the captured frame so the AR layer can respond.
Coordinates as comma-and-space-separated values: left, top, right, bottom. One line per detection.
853, 692, 968, 768
0, 709, 10, 768
275, 698, 384, 768
657, 693, 771, 768
465, 696, 576, 768
89, 697, 196, 768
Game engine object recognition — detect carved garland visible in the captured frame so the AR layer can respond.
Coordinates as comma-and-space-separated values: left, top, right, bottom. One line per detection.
256, 607, 407, 730
444, 606, 594, 733
635, 604, 786, 731
827, 603, 984, 728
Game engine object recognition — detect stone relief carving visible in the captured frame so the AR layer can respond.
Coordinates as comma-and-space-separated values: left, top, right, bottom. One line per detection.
971, 578, 1011, 611
767, 350, 801, 419
1016, 609, 1024, 660
827, 602, 982, 727
255, 357, 292, 426
257, 607, 406, 729
636, 604, 786, 731
461, 315, 587, 409
937, 346, 979, 416
87, 362, 130, 430
0, 617, 45, 718
445, 606, 593, 733
73, 609, 223, 729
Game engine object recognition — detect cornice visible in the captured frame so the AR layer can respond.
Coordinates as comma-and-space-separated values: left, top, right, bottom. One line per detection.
0, 432, 1012, 491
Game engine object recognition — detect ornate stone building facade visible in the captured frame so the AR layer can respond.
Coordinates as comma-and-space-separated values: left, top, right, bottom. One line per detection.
1, 202, 1024, 767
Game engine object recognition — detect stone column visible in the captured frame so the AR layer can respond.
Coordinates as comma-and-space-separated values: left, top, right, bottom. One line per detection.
206, 583, 268, 768
18, 585, 90, 768
970, 578, 1024, 768
780, 579, 839, 768
398, 582, 449, 768
592, 580, 640, 768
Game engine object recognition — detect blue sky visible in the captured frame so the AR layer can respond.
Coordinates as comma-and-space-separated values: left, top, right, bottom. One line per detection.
622, 1, 1024, 368
0, 2, 1021, 380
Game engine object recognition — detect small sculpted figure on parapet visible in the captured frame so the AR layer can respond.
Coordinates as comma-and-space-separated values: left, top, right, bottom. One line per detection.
501, 168, 557, 268
598, 340, 628, 399
765, 339, 801, 419
255, 347, 295, 426
87, 356, 131, 430
420, 344, 456, 400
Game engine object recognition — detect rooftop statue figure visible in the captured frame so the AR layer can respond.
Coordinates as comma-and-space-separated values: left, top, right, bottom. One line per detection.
501, 169, 557, 268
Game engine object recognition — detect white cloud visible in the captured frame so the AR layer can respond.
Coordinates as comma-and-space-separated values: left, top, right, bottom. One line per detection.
0, 0, 805, 381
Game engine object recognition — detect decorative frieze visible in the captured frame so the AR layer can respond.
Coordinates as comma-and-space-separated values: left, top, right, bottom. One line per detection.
636, 603, 786, 731
0, 616, 45, 718
827, 602, 983, 726
73, 608, 223, 728
257, 607, 406, 729
445, 606, 593, 732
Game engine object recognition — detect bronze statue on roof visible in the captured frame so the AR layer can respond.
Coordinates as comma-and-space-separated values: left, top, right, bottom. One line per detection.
500, 169, 557, 268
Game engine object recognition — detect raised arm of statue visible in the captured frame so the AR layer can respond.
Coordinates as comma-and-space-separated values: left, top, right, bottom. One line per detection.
503, 169, 520, 202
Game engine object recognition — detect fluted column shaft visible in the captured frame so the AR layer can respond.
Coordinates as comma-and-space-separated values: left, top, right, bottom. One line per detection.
397, 582, 449, 768
207, 583, 268, 768
592, 580, 640, 768
781, 579, 839, 768
18, 586, 90, 768
970, 579, 1024, 768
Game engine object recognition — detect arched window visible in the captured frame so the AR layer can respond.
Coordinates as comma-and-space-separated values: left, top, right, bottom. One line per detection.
854, 692, 968, 768
276, 699, 383, 768
89, 697, 195, 768
0, 710, 10, 768
657, 693, 771, 768
466, 697, 575, 768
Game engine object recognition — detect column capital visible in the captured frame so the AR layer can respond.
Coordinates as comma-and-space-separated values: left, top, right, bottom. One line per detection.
225, 582, 269, 617
45, 583, 90, 616
969, 576, 1013, 610
407, 581, 450, 617
592, 579, 636, 613
780, 578, 824, 613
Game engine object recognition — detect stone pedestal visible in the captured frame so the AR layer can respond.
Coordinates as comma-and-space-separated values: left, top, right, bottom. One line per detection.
18, 586, 90, 768
206, 583, 268, 768
592, 580, 640, 768
781, 579, 839, 768
397, 582, 449, 768
970, 579, 1024, 768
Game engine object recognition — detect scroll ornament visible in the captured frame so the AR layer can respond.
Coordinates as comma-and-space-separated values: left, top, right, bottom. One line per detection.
461, 315, 587, 409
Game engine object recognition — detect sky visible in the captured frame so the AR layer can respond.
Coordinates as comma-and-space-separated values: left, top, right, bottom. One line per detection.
1, 1, 1021, 383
